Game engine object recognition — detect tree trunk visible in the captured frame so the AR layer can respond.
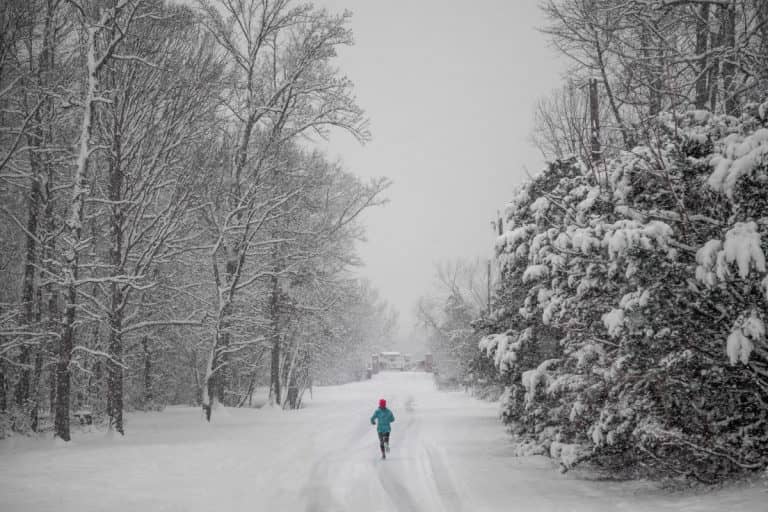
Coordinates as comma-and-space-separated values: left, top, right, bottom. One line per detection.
709, 8, 724, 111
38, 91, 58, 426
142, 336, 152, 405
203, 298, 229, 419
270, 335, 281, 406
641, 23, 662, 117
15, 169, 40, 407
238, 370, 257, 408
694, 3, 710, 109
202, 268, 231, 420
106, 309, 124, 433
54, 281, 75, 441
649, 51, 663, 117
756, 0, 768, 89
0, 363, 7, 412
16, 0, 58, 410
215, 332, 228, 405
48, 365, 56, 416
292, 351, 312, 409
191, 349, 201, 406
758, 0, 768, 50
202, 343, 215, 420
203, 239, 247, 417
35, 288, 58, 429
588, 78, 601, 163
29, 345, 45, 431
594, 38, 632, 149
721, 3, 738, 115
55, 20, 101, 441
106, 84, 125, 434
282, 337, 301, 409
0, 302, 5, 413
29, 288, 45, 431
269, 274, 281, 405
33, 154, 59, 430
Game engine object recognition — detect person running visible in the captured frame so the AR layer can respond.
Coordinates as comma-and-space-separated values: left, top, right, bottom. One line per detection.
370, 398, 395, 459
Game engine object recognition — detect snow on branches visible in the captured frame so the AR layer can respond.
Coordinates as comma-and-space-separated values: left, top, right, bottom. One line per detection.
601, 309, 625, 339
478, 332, 521, 373
483, 103, 768, 479
521, 359, 557, 404
522, 264, 549, 283
479, 328, 536, 374
603, 220, 673, 260
726, 311, 765, 365
696, 223, 766, 284
709, 129, 768, 198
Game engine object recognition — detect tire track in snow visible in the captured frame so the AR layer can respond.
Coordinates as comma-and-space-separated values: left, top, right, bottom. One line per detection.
302, 412, 372, 512
304, 376, 459, 511
424, 443, 464, 512
397, 391, 464, 512
374, 408, 428, 512
303, 467, 342, 512
377, 462, 421, 512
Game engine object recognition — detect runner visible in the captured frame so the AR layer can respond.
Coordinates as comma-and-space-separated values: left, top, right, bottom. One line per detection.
370, 398, 395, 459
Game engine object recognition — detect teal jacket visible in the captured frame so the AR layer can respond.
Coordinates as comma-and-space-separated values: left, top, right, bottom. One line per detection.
370, 407, 395, 433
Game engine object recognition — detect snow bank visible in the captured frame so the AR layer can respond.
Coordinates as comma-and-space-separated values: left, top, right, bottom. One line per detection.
510, 440, 547, 457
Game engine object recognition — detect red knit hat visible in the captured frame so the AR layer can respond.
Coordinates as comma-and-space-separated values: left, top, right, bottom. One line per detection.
379, 398, 386, 408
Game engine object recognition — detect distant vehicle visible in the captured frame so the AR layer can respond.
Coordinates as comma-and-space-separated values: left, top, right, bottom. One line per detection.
379, 351, 406, 371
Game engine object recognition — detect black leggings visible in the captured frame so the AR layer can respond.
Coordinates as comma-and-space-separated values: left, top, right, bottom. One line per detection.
377, 431, 390, 453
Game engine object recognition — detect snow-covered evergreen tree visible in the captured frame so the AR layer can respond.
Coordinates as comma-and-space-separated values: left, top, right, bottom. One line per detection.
482, 106, 768, 480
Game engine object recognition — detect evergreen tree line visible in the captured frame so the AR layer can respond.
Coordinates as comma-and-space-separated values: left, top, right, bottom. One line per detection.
424, 0, 768, 481
0, 0, 394, 440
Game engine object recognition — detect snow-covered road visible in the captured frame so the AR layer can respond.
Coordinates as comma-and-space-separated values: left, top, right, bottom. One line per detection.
1, 371, 765, 511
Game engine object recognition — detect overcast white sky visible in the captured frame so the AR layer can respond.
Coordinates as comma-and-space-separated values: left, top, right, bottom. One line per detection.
313, 1, 566, 335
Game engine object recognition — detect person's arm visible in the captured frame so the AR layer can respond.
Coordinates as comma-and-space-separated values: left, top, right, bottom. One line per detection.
389, 410, 395, 423
370, 410, 377, 425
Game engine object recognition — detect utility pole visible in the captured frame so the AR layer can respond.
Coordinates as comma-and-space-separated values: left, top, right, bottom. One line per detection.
486, 259, 492, 315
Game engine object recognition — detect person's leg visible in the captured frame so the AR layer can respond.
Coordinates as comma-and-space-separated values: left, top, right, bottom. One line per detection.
384, 432, 390, 452
378, 432, 386, 458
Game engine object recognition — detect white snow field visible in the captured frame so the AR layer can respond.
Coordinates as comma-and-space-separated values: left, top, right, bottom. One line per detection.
1, 372, 766, 512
